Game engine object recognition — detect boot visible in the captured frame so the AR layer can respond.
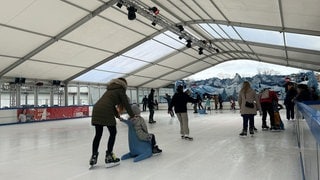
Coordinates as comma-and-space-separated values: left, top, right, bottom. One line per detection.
105, 152, 120, 168
239, 129, 247, 137
89, 152, 99, 166
152, 145, 162, 155
249, 127, 254, 135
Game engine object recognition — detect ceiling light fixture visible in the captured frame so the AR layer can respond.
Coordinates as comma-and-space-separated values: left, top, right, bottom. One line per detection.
176, 25, 184, 32
186, 40, 192, 48
198, 47, 204, 55
127, 6, 137, 20
116, 1, 123, 8
149, 7, 159, 15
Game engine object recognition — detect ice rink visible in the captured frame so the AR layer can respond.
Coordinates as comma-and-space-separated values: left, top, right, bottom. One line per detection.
0, 109, 302, 180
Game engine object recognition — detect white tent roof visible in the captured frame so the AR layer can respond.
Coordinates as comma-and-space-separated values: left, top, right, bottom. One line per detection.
1, 0, 320, 88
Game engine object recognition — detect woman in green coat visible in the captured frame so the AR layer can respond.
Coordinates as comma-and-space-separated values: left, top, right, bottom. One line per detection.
89, 78, 135, 168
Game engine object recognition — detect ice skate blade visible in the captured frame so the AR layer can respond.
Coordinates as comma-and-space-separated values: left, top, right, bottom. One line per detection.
152, 152, 162, 156
239, 135, 247, 138
271, 129, 281, 132
183, 137, 193, 141
105, 162, 120, 168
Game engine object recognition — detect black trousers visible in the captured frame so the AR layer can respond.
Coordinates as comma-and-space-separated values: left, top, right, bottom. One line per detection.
241, 114, 255, 130
261, 102, 275, 127
285, 103, 295, 120
150, 134, 156, 147
92, 125, 117, 155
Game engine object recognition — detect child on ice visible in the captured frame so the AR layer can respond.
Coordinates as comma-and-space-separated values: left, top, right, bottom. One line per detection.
122, 105, 162, 155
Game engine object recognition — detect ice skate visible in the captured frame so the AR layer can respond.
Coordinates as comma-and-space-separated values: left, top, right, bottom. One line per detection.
183, 136, 193, 141
261, 125, 269, 131
152, 145, 162, 155
89, 152, 98, 170
105, 152, 120, 168
270, 126, 281, 132
249, 128, 254, 137
239, 130, 247, 137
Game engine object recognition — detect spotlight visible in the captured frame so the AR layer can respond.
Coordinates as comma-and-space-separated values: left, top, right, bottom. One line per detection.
151, 20, 156, 26
149, 7, 159, 15
177, 25, 184, 32
116, 2, 123, 8
186, 40, 192, 48
127, 6, 137, 20
198, 47, 204, 55
179, 36, 183, 40
214, 48, 220, 53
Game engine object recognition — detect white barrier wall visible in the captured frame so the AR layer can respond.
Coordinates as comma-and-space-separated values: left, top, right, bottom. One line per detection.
0, 109, 18, 124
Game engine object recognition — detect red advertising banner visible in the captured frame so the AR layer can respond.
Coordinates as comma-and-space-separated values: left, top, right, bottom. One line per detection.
17, 106, 89, 122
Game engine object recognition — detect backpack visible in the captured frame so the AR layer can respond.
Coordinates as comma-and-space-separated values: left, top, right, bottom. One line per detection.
260, 89, 270, 100
260, 89, 278, 103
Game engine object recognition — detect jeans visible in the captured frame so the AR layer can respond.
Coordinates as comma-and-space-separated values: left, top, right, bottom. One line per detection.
241, 114, 255, 130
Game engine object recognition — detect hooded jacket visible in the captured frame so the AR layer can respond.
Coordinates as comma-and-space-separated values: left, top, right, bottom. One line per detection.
91, 78, 134, 126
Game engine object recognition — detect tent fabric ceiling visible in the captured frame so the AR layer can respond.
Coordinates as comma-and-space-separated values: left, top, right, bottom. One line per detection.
0, 0, 320, 88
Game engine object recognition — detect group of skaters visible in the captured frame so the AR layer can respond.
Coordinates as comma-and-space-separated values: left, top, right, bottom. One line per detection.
192, 93, 224, 113
89, 78, 162, 169
238, 80, 319, 137
88, 77, 319, 168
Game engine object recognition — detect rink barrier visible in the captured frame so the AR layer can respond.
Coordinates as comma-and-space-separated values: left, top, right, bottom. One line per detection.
0, 105, 93, 126
296, 101, 320, 180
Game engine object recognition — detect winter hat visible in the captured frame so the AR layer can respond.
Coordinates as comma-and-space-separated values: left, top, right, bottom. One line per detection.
131, 104, 141, 115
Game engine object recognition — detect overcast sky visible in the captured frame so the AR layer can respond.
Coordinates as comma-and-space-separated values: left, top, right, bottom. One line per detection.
185, 60, 307, 81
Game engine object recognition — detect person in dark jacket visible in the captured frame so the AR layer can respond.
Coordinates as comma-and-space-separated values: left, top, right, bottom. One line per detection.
284, 82, 297, 121
168, 85, 196, 140
89, 78, 135, 168
295, 84, 312, 102
148, 89, 156, 123
142, 95, 148, 111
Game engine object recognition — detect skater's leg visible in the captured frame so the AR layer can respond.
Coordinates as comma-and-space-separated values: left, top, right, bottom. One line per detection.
249, 115, 254, 135
106, 125, 117, 154
92, 125, 103, 154
176, 113, 184, 137
149, 109, 155, 123
240, 115, 248, 136
261, 103, 268, 127
181, 112, 190, 137
285, 105, 290, 120
290, 103, 295, 120
150, 134, 156, 147
90, 125, 103, 166
105, 125, 120, 167
267, 103, 275, 128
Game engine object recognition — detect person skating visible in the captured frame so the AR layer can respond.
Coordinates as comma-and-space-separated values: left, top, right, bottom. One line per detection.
238, 81, 261, 137
148, 89, 156, 123
168, 85, 197, 140
130, 105, 162, 154
89, 78, 135, 168
284, 82, 297, 121
259, 88, 278, 130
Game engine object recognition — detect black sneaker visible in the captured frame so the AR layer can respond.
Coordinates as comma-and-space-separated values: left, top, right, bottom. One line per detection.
105, 152, 120, 168
152, 145, 162, 155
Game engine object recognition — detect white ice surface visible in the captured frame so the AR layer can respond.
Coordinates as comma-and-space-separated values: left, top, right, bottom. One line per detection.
0, 109, 302, 180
